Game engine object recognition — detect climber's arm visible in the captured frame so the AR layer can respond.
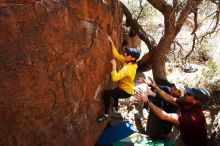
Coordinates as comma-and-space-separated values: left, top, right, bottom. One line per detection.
111, 66, 129, 81
108, 36, 125, 63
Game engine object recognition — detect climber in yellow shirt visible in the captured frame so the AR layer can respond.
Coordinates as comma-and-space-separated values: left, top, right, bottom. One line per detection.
97, 36, 140, 122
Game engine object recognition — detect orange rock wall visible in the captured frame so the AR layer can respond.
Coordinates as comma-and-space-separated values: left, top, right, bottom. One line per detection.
0, 0, 122, 145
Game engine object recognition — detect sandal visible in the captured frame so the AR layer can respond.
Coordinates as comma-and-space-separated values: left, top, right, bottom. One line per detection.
97, 114, 109, 122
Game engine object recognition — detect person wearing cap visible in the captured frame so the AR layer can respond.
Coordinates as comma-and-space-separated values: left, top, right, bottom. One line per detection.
97, 36, 140, 122
142, 79, 182, 140
135, 77, 210, 146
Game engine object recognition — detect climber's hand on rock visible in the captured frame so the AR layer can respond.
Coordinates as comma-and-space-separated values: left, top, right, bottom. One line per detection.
111, 59, 116, 70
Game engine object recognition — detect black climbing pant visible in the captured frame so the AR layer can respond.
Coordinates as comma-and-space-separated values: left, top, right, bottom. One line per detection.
103, 88, 131, 114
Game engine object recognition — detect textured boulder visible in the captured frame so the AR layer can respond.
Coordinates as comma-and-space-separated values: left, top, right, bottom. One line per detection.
0, 0, 122, 145
209, 111, 220, 146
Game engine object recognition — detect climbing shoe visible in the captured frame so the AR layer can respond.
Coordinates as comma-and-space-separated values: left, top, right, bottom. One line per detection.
97, 114, 109, 122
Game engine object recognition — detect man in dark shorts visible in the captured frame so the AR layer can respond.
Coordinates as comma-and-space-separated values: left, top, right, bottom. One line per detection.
146, 83, 181, 140
141, 78, 182, 140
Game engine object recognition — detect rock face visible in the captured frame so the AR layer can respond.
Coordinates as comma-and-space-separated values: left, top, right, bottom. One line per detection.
0, 0, 122, 145
209, 111, 220, 146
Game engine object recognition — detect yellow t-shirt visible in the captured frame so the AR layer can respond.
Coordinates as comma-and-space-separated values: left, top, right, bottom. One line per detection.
111, 48, 138, 94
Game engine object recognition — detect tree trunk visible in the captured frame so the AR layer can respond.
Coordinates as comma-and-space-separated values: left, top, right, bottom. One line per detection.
151, 50, 167, 80
150, 34, 175, 80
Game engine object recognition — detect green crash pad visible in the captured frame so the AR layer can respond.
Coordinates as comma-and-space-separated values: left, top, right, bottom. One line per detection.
113, 133, 174, 146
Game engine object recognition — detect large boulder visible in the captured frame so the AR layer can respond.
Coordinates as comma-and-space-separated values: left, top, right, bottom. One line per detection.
209, 110, 220, 146
0, 0, 122, 145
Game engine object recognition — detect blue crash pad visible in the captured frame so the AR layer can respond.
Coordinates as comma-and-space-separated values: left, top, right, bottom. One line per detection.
96, 121, 136, 145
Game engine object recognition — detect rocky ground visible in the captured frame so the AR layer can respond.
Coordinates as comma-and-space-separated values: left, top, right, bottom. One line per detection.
110, 96, 149, 133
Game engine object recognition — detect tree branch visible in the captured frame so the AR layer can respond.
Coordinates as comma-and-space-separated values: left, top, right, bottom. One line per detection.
175, 0, 203, 36
147, 0, 169, 15
210, 0, 218, 5
185, 33, 197, 62
120, 1, 157, 51
191, 8, 198, 34
199, 1, 220, 40
136, 0, 144, 20
148, 0, 176, 56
